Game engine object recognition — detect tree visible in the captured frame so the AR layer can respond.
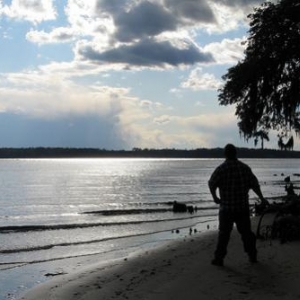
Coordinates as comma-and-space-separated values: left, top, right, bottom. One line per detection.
278, 133, 294, 151
218, 0, 300, 141
253, 130, 269, 149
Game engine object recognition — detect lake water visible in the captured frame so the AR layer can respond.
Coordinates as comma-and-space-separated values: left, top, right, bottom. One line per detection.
0, 158, 299, 299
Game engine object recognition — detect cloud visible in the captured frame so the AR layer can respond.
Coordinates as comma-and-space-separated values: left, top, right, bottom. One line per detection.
97, 0, 254, 44
0, 112, 128, 149
25, 1, 115, 45
65, 0, 116, 39
95, 0, 129, 15
164, 0, 216, 24
216, 0, 262, 8
128, 110, 240, 149
173, 112, 240, 147
154, 115, 172, 125
202, 0, 264, 33
178, 112, 236, 130
97, 0, 216, 45
26, 27, 76, 44
0, 67, 239, 150
2, 0, 56, 23
0, 67, 252, 150
0, 69, 139, 118
0, 0, 273, 150
21, 0, 254, 73
77, 38, 214, 69
113, 1, 177, 42
181, 67, 222, 91
128, 126, 208, 149
203, 37, 246, 64
0, 70, 161, 148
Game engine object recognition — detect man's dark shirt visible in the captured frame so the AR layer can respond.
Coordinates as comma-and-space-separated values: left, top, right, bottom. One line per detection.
208, 159, 260, 212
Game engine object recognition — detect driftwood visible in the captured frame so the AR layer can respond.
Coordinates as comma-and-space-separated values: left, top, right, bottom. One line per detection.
256, 197, 300, 243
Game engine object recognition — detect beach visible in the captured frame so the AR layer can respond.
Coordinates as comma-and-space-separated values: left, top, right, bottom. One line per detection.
2, 158, 298, 300
19, 221, 300, 300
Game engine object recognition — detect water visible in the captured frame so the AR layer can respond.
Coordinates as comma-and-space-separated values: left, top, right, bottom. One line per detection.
0, 158, 299, 299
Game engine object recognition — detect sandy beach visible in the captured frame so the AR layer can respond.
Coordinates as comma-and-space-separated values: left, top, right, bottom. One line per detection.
18, 220, 300, 300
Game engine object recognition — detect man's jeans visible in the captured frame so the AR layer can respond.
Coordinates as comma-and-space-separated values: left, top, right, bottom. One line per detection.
215, 209, 256, 260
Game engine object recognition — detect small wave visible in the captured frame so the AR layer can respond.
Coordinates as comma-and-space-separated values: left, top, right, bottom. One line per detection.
82, 208, 171, 216
112, 199, 211, 207
0, 245, 55, 254
0, 218, 216, 256
82, 204, 215, 216
0, 209, 218, 234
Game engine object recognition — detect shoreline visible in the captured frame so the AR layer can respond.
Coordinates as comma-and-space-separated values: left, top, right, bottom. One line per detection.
18, 220, 300, 300
2, 220, 218, 300
0, 147, 300, 159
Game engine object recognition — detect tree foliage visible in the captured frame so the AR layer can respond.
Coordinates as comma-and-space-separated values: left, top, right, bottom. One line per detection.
218, 0, 300, 140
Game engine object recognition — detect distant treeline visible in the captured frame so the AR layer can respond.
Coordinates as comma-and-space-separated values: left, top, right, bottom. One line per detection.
0, 147, 300, 159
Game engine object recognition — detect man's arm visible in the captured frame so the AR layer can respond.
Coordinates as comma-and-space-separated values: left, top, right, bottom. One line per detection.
208, 167, 222, 205
251, 176, 269, 206
209, 185, 221, 204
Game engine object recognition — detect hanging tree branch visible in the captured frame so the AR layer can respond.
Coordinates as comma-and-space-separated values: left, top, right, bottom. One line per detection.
218, 0, 300, 140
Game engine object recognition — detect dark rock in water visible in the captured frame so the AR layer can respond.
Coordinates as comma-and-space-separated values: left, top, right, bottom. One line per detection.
172, 201, 194, 214
173, 201, 187, 212
187, 206, 194, 214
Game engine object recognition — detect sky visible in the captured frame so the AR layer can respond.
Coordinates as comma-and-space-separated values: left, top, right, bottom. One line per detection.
0, 0, 293, 150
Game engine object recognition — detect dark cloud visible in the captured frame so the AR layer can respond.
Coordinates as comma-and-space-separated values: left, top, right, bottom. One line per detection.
90, 0, 257, 68
96, 0, 129, 16
96, 0, 216, 43
53, 30, 74, 42
78, 38, 214, 67
114, 1, 177, 42
164, 0, 215, 23
216, 0, 263, 7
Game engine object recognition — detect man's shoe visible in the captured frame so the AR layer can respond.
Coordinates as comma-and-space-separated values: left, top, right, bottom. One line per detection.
211, 258, 223, 266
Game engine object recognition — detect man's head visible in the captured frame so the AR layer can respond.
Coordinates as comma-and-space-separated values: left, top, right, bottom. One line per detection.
224, 144, 237, 160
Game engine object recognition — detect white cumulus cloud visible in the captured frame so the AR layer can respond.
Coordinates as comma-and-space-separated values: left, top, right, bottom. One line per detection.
204, 37, 246, 64
26, 27, 76, 44
2, 0, 57, 23
181, 67, 222, 91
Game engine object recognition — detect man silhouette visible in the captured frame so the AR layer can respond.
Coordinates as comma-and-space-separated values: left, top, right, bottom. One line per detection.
208, 144, 268, 266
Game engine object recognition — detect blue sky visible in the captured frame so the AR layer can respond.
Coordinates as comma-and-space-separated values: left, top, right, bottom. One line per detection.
0, 0, 290, 150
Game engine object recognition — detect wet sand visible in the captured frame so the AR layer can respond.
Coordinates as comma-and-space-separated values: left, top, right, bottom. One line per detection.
19, 221, 300, 300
